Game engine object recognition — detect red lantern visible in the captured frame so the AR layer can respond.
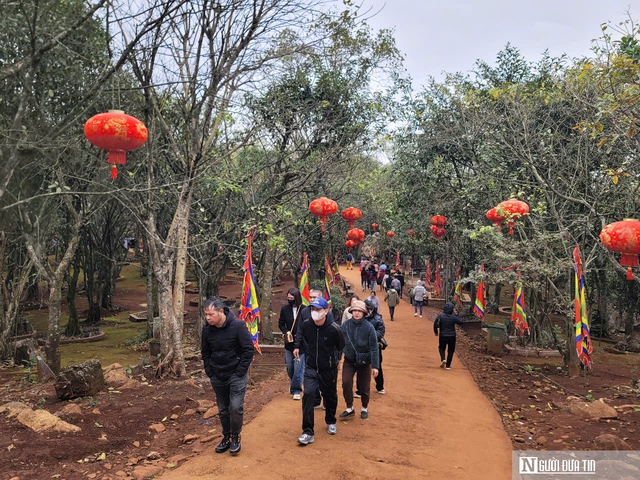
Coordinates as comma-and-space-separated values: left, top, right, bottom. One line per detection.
309, 197, 338, 231
84, 110, 148, 179
345, 240, 356, 251
496, 199, 530, 235
386, 231, 395, 239
600, 219, 640, 280
408, 229, 417, 237
371, 223, 378, 230
341, 207, 362, 227
485, 207, 506, 230
346, 228, 365, 244
430, 225, 446, 240
430, 215, 447, 227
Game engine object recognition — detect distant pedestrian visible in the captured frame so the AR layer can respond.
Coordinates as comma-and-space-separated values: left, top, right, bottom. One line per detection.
360, 264, 369, 291
396, 271, 405, 298
412, 280, 427, 318
384, 287, 399, 321
368, 291, 380, 315
346, 252, 354, 270
278, 288, 304, 400
391, 275, 401, 296
202, 298, 254, 455
433, 302, 464, 370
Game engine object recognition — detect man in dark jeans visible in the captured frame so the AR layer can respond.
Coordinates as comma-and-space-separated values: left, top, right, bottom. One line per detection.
294, 297, 344, 445
433, 302, 464, 370
202, 298, 254, 455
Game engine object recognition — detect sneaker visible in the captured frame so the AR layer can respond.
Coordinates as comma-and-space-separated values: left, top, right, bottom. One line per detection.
327, 424, 337, 435
229, 435, 241, 455
361, 410, 369, 419
339, 409, 355, 418
419, 315, 422, 318
314, 403, 323, 409
446, 367, 452, 370
377, 389, 385, 394
215, 435, 231, 453
353, 392, 361, 398
298, 433, 315, 445
440, 360, 446, 369
292, 393, 301, 400
414, 312, 417, 317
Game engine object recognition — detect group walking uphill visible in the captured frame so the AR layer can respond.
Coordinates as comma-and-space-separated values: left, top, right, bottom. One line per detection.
199, 258, 466, 455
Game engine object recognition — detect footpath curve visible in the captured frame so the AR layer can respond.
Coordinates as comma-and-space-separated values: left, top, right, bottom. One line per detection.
163, 267, 512, 479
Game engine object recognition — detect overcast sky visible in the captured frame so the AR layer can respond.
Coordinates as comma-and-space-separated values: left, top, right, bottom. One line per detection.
357, 0, 636, 86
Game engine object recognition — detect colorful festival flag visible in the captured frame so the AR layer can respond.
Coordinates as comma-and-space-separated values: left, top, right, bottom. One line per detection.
238, 231, 261, 354
324, 254, 335, 287
453, 266, 463, 311
395, 249, 401, 271
299, 253, 311, 306
474, 264, 486, 319
573, 245, 593, 367
332, 253, 341, 285
323, 272, 332, 306
434, 260, 443, 298
511, 272, 529, 335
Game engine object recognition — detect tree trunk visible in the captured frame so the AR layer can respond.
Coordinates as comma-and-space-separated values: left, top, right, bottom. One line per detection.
64, 262, 81, 337
172, 200, 190, 334
146, 240, 155, 339
625, 280, 637, 336
258, 234, 275, 342
492, 283, 503, 314
45, 279, 63, 374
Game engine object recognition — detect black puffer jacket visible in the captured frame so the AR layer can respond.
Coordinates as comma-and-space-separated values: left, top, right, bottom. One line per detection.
294, 316, 344, 371
201, 308, 254, 381
433, 302, 464, 337
365, 311, 385, 341
341, 318, 380, 369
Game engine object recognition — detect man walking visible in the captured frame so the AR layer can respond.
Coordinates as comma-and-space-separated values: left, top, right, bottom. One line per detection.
201, 298, 254, 455
294, 297, 344, 445
412, 280, 428, 318
384, 286, 399, 321
434, 302, 464, 370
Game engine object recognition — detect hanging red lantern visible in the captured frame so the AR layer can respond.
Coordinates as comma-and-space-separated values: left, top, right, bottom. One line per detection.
430, 215, 447, 227
496, 199, 530, 235
341, 207, 362, 227
346, 228, 365, 244
309, 197, 338, 231
371, 223, 378, 230
430, 225, 446, 240
386, 231, 395, 239
485, 207, 506, 230
408, 229, 417, 237
600, 219, 640, 280
84, 110, 148, 179
345, 240, 356, 251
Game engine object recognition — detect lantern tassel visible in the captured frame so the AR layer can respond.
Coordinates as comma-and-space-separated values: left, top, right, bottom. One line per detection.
509, 226, 514, 235
111, 165, 118, 179
627, 267, 633, 281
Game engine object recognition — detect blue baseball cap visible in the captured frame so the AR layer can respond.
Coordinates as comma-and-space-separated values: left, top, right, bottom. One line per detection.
309, 297, 329, 309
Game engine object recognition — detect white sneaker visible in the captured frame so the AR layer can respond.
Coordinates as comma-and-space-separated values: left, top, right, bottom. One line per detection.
327, 424, 337, 435
419, 315, 422, 318
440, 360, 446, 369
298, 433, 315, 445
353, 392, 361, 398
414, 312, 417, 317
446, 367, 452, 370
377, 389, 385, 395
292, 393, 301, 400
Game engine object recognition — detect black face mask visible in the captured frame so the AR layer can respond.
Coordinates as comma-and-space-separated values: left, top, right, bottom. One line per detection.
288, 299, 296, 306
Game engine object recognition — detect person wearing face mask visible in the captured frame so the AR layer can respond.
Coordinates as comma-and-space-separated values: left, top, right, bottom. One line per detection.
293, 297, 344, 445
339, 300, 380, 420
278, 288, 304, 400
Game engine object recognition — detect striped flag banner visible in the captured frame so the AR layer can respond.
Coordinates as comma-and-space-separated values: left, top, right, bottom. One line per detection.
238, 230, 261, 354
573, 245, 593, 367
474, 264, 486, 319
299, 253, 311, 306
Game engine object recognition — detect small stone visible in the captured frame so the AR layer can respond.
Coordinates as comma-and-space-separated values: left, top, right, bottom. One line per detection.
202, 407, 218, 419
167, 454, 188, 463
132, 465, 163, 480
536, 436, 547, 445
553, 439, 563, 443
87, 474, 97, 479
195, 406, 207, 414
561, 435, 569, 439
56, 403, 82, 417
133, 441, 140, 447
115, 471, 127, 477
196, 399, 215, 409
92, 408, 101, 415
146, 452, 160, 460
183, 409, 196, 416
149, 423, 165, 433
513, 436, 525, 443
200, 435, 216, 444
182, 434, 199, 444
103, 463, 112, 470
128, 457, 140, 465
171, 405, 181, 412
594, 433, 632, 450
170, 414, 179, 420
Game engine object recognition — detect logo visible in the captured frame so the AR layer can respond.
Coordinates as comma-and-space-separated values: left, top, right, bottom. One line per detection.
517, 455, 596, 475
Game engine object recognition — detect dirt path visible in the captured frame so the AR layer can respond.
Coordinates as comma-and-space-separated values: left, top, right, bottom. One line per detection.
163, 268, 512, 479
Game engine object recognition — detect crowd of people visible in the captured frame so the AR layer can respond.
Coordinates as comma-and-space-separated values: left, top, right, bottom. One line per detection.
199, 257, 464, 454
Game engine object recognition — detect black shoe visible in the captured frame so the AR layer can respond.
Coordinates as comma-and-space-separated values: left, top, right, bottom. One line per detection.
229, 435, 241, 455
339, 409, 355, 418
361, 410, 369, 419
215, 435, 231, 453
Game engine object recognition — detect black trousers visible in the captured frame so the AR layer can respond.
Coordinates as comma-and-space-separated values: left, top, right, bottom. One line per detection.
439, 336, 456, 368
375, 345, 384, 391
210, 373, 248, 436
302, 365, 338, 435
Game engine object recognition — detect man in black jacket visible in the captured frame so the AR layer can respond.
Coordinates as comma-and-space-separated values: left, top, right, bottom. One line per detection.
202, 298, 254, 455
293, 297, 344, 445
433, 302, 464, 370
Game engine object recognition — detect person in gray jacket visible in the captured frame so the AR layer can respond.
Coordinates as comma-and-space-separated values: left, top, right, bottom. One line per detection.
339, 300, 380, 419
433, 302, 464, 370
412, 280, 428, 318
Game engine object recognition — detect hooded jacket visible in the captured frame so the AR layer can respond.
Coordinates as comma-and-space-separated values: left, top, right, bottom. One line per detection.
365, 310, 385, 341
201, 307, 254, 381
433, 302, 464, 337
341, 317, 380, 369
294, 315, 344, 371
413, 283, 427, 302
384, 288, 399, 307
